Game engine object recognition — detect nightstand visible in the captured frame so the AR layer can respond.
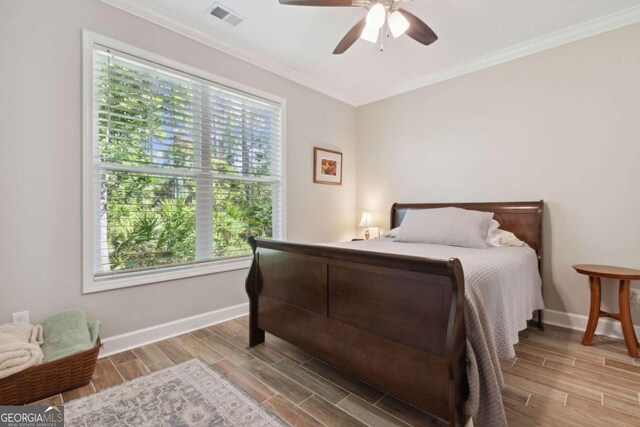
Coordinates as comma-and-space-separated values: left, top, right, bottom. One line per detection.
573, 264, 640, 357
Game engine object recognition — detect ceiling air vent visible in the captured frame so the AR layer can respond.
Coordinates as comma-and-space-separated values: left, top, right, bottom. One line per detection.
209, 3, 243, 27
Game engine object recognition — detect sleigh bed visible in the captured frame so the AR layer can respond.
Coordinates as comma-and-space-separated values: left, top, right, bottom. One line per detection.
245, 201, 544, 426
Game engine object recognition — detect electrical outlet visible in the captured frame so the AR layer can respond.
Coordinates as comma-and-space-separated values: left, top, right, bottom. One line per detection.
12, 311, 29, 324
630, 289, 640, 304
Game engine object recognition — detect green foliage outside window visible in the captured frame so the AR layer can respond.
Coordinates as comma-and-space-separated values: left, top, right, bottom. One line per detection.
95, 57, 276, 273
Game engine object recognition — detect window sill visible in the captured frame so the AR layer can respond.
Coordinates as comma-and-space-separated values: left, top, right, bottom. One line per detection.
83, 257, 252, 294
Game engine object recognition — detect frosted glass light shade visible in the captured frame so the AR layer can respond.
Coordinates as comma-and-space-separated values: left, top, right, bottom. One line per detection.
366, 3, 386, 29
358, 212, 374, 227
388, 11, 410, 37
360, 23, 379, 43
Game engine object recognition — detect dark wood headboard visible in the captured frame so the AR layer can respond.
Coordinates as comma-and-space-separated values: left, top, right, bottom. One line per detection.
390, 201, 544, 256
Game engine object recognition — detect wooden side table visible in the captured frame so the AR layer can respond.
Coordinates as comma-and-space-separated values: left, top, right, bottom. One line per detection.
573, 264, 640, 358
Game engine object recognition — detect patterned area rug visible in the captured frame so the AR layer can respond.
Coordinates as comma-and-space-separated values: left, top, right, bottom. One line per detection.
64, 358, 286, 426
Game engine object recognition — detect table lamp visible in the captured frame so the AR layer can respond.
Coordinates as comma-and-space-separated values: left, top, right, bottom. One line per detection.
358, 212, 375, 240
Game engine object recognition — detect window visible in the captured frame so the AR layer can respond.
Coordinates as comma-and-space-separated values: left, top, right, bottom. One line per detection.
82, 32, 285, 292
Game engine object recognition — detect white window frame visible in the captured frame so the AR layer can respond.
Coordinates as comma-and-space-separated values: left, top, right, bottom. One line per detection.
82, 30, 287, 294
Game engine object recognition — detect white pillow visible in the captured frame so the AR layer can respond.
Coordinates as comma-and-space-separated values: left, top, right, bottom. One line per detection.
384, 227, 400, 238
396, 207, 494, 249
486, 219, 525, 247
485, 219, 500, 246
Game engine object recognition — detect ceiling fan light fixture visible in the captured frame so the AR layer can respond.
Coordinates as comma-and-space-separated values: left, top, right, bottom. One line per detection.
280, 0, 437, 54
366, 2, 386, 29
388, 10, 409, 37
360, 22, 379, 43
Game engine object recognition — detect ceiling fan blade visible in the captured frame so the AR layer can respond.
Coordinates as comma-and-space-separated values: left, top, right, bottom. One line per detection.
279, 0, 366, 6
397, 8, 438, 46
333, 17, 367, 54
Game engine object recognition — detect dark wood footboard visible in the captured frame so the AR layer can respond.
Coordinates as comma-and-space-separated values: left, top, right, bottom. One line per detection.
246, 237, 467, 426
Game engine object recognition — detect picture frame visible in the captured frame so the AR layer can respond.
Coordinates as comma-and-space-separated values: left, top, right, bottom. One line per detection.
313, 147, 343, 185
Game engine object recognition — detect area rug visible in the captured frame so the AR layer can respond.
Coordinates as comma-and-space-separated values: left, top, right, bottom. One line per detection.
63, 358, 286, 426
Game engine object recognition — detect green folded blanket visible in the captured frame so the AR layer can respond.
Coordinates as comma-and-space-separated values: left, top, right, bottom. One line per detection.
42, 308, 101, 362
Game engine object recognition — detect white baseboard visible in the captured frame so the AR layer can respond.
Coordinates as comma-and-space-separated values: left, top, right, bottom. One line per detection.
99, 303, 249, 357
543, 308, 640, 340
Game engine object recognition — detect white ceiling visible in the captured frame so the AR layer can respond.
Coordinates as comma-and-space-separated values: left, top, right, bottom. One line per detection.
102, 0, 640, 105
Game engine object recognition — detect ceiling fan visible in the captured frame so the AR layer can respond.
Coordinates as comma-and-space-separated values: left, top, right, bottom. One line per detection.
279, 0, 438, 54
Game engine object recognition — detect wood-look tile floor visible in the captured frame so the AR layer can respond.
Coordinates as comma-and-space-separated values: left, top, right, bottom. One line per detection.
30, 318, 640, 426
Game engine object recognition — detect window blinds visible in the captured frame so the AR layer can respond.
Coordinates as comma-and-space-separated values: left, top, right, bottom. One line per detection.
92, 45, 283, 277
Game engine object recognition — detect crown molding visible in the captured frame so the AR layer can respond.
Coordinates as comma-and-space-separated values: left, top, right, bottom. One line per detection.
98, 0, 358, 105
100, 0, 640, 107
354, 4, 640, 106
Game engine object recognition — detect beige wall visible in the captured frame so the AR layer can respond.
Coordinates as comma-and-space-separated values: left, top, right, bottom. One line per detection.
0, 0, 356, 336
355, 23, 640, 321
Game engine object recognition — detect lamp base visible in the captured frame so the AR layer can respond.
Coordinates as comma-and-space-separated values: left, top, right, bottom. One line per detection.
364, 229, 370, 240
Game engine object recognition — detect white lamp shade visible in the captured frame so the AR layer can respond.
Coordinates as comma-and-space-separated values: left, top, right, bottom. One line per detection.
358, 212, 375, 227
360, 22, 379, 43
388, 11, 410, 37
366, 3, 386, 29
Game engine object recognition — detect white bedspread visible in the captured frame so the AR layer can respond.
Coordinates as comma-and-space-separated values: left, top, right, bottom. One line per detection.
328, 238, 544, 359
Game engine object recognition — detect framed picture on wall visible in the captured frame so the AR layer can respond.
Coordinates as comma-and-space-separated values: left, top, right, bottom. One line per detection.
313, 147, 343, 185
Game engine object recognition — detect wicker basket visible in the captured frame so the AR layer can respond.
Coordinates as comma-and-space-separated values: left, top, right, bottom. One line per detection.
0, 339, 100, 405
